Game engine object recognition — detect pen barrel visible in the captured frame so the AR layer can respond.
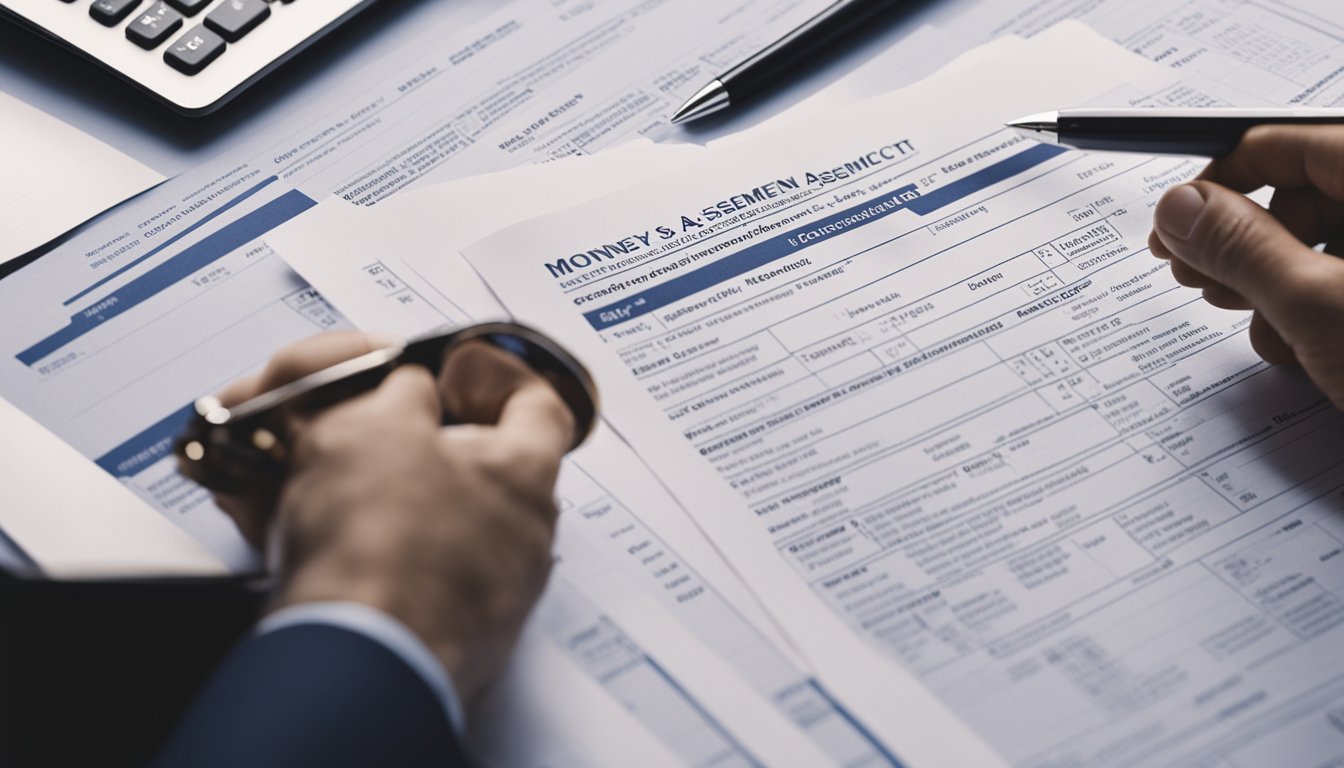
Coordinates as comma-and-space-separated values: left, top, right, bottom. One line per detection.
722, 0, 904, 97
1059, 115, 1344, 156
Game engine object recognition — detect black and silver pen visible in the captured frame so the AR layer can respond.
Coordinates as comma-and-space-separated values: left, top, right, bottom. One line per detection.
1006, 108, 1344, 156
671, 0, 907, 125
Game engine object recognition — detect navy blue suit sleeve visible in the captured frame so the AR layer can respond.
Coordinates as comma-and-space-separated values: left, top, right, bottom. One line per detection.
153, 624, 470, 768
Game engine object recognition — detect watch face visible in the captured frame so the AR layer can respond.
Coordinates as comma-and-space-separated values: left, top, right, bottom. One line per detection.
175, 322, 598, 495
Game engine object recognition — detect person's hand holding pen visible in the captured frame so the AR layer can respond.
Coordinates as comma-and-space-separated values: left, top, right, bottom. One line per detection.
1149, 126, 1344, 410
210, 330, 575, 704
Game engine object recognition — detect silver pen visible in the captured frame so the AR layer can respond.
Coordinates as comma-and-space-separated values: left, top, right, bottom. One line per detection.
672, 0, 908, 125
1006, 107, 1344, 156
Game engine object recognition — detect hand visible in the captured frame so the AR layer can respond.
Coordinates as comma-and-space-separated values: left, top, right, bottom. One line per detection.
1148, 125, 1344, 410
206, 331, 575, 703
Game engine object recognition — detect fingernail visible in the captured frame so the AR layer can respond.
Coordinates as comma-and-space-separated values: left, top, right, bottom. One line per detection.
1155, 184, 1207, 240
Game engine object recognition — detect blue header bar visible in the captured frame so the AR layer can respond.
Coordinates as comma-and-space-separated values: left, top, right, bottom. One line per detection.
64, 175, 280, 307
19, 189, 317, 367
582, 143, 1067, 330
94, 402, 196, 479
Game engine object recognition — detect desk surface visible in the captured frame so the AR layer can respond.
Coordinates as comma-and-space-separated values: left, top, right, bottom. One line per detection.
5, 1, 1344, 766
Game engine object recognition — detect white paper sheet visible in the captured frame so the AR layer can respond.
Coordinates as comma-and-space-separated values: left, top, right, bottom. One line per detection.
937, 0, 1344, 110
0, 0, 838, 572
711, 26, 1016, 148
0, 395, 225, 578
270, 143, 906, 767
461, 23, 1344, 766
0, 90, 163, 262
268, 140, 702, 336
466, 622, 685, 767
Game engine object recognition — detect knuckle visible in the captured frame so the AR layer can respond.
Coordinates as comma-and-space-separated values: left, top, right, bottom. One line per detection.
446, 425, 492, 454
475, 440, 556, 494
474, 453, 558, 525
473, 441, 518, 480
294, 415, 360, 459
534, 385, 576, 425
514, 442, 561, 479
1238, 124, 1275, 155
267, 334, 341, 376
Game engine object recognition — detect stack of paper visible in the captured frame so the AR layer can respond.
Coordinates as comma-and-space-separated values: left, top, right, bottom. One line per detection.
6, 0, 1344, 763
264, 19, 1344, 767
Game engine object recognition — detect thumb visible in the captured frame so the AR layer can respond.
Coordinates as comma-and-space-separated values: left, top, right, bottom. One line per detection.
1152, 181, 1338, 314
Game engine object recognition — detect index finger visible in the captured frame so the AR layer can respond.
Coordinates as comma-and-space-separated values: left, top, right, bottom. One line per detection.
1200, 125, 1344, 199
218, 331, 396, 407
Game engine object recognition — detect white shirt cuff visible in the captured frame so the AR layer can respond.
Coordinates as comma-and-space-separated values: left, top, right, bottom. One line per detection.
256, 601, 465, 734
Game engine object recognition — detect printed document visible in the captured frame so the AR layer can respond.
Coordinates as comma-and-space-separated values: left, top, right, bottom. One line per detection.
0, 0, 834, 570
2, 0, 1341, 763
267, 140, 705, 338
464, 26, 1344, 767
269, 143, 903, 767
0, 3, 912, 763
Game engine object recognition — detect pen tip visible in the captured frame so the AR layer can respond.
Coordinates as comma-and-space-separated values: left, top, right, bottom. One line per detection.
670, 80, 730, 126
1006, 111, 1058, 131
1004, 111, 1060, 146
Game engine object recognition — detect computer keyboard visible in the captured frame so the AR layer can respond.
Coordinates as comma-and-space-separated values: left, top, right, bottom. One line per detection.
0, 0, 377, 114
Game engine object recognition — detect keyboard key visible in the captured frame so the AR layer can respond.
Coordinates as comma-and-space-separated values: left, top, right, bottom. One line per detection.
125, 2, 183, 50
163, 0, 209, 16
89, 0, 142, 26
204, 0, 270, 43
163, 25, 225, 75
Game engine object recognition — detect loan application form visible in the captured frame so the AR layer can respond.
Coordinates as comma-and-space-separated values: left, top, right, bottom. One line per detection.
465, 27, 1344, 767
269, 142, 905, 767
